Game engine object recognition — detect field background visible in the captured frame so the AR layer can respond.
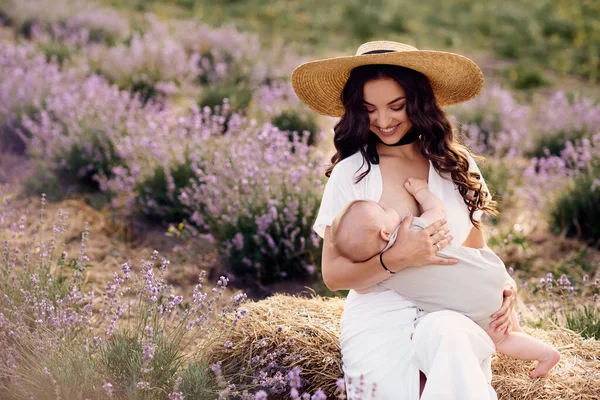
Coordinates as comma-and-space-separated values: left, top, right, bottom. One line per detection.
0, 0, 599, 398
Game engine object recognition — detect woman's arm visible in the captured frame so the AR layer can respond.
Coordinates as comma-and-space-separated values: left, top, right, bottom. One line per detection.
461, 225, 487, 248
322, 214, 457, 291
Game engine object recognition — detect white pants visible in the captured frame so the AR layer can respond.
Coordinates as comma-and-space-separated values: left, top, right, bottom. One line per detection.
340, 289, 497, 400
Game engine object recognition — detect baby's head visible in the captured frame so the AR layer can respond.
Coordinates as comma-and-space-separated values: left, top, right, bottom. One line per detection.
329, 200, 401, 262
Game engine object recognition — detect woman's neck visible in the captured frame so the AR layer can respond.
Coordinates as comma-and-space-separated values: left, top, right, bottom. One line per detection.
376, 139, 422, 160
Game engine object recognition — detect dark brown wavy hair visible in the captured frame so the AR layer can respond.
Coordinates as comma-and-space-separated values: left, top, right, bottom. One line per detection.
325, 64, 498, 229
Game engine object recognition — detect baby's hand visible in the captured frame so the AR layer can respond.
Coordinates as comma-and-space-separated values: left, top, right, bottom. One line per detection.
404, 177, 429, 197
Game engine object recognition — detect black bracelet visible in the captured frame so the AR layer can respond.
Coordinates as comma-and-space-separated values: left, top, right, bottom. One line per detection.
379, 251, 395, 274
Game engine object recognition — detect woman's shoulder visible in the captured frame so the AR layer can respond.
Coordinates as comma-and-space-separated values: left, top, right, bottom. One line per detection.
330, 151, 370, 181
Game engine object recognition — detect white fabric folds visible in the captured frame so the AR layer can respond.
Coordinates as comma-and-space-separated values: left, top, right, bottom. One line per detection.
379, 216, 507, 329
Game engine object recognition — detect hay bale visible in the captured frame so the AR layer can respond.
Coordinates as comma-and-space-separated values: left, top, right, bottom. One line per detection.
207, 294, 600, 399
492, 326, 600, 399
206, 294, 344, 396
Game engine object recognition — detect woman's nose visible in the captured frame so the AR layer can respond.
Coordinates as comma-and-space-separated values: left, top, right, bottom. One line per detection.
377, 112, 391, 128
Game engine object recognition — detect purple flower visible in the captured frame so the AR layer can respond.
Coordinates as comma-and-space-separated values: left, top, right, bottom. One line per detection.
287, 366, 302, 389
311, 389, 327, 400
558, 275, 571, 287
103, 382, 113, 393
254, 390, 268, 400
143, 344, 156, 360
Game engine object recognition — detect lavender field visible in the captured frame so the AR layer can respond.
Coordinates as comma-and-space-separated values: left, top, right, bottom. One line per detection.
0, 0, 599, 399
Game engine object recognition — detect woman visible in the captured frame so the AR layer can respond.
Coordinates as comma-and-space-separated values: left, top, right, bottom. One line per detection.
292, 41, 517, 399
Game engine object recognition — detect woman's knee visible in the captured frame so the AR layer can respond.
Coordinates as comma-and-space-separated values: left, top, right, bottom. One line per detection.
412, 311, 494, 354
415, 310, 480, 336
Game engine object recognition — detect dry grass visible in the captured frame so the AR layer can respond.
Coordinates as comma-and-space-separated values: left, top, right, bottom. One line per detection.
493, 325, 600, 400
487, 190, 600, 281
0, 192, 221, 298
206, 294, 344, 396
207, 294, 600, 399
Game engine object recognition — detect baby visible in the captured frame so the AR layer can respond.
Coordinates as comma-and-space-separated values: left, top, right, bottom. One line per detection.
329, 177, 561, 379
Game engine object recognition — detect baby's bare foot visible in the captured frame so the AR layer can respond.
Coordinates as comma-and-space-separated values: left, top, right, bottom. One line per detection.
530, 348, 561, 379
404, 177, 429, 197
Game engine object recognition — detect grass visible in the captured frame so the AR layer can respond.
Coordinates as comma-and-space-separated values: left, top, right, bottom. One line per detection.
103, 0, 600, 83
566, 305, 600, 340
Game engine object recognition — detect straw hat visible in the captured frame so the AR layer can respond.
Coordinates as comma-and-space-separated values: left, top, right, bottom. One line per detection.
291, 41, 484, 117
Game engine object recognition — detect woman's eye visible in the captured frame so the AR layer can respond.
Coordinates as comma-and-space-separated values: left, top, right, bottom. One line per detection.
365, 109, 375, 114
392, 105, 405, 111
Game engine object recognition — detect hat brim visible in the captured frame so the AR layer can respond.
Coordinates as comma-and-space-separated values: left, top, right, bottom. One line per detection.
291, 50, 484, 117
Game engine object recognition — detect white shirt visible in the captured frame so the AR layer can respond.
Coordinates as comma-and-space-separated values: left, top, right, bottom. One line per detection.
313, 149, 490, 246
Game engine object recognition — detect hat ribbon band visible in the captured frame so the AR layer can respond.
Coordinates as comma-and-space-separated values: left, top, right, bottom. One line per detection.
361, 50, 396, 55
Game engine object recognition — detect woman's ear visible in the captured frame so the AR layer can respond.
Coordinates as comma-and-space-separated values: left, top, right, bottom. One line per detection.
380, 229, 392, 241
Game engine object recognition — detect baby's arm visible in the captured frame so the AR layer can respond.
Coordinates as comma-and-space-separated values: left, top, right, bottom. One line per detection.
404, 177, 446, 223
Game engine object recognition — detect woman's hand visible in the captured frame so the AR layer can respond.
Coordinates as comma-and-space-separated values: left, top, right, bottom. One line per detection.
490, 280, 517, 334
383, 213, 458, 272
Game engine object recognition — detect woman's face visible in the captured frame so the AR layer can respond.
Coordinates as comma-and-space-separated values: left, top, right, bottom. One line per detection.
362, 78, 412, 144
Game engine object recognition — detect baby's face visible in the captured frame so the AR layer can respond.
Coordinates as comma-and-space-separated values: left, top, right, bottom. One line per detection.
371, 201, 401, 234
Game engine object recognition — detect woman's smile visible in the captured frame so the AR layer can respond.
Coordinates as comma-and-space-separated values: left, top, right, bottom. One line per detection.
377, 123, 401, 136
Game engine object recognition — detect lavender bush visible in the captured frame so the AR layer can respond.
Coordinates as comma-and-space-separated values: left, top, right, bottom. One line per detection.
85, 32, 201, 102
0, 42, 87, 152
521, 270, 600, 340
158, 17, 268, 88
180, 122, 325, 285
523, 134, 600, 241
249, 81, 323, 147
0, 194, 240, 399
451, 85, 600, 160
450, 84, 532, 158
527, 91, 600, 158
20, 75, 146, 189
549, 164, 600, 243
89, 99, 325, 285
0, 0, 130, 44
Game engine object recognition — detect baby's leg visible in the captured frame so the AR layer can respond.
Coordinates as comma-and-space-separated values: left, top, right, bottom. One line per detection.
486, 313, 560, 379
404, 177, 446, 223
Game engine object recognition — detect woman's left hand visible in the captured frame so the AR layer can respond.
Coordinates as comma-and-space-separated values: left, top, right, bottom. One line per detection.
490, 280, 517, 334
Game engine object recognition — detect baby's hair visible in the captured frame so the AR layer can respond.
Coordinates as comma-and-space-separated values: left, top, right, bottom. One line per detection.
329, 200, 381, 261
329, 200, 370, 245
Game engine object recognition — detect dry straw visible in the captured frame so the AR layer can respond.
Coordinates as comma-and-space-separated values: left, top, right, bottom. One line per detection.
291, 41, 484, 118
207, 294, 600, 399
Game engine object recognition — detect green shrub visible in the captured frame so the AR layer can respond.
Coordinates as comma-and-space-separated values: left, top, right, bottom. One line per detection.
0, 105, 41, 154
177, 360, 216, 400
135, 161, 197, 223
130, 80, 162, 105
59, 135, 125, 191
199, 83, 253, 113
550, 166, 600, 244
100, 330, 184, 399
37, 41, 73, 65
340, 0, 408, 42
508, 64, 550, 90
22, 164, 65, 202
222, 189, 322, 285
527, 129, 589, 158
271, 109, 319, 147
565, 305, 600, 340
